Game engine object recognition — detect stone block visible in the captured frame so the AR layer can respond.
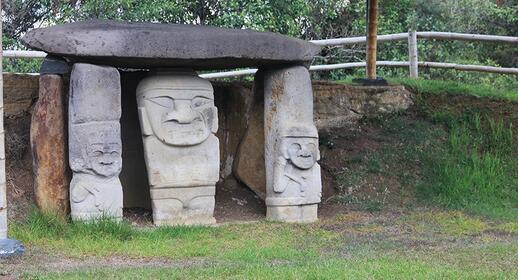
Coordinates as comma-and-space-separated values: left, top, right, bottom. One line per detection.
31, 74, 70, 216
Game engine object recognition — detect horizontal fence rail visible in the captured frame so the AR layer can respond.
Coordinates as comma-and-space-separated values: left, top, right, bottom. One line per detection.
199, 61, 518, 79
310, 31, 518, 46
3, 31, 518, 78
3, 50, 46, 58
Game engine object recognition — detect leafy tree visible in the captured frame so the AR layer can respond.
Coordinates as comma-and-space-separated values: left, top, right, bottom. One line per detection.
2, 0, 517, 85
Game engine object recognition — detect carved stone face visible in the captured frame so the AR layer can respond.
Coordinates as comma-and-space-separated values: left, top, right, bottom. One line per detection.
70, 122, 122, 177
142, 89, 217, 146
283, 137, 319, 170
87, 140, 122, 177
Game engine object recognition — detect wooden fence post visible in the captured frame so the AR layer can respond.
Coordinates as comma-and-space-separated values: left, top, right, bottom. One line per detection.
408, 29, 418, 78
366, 0, 379, 79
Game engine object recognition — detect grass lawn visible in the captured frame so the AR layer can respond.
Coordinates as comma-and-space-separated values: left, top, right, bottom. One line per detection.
4, 210, 518, 279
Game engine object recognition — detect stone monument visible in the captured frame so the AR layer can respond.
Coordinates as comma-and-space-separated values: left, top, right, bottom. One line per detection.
22, 20, 322, 223
136, 71, 219, 225
68, 63, 123, 220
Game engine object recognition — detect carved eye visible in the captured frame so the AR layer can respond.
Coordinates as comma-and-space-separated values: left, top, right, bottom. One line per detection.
110, 151, 118, 156
92, 151, 103, 157
191, 97, 211, 108
148, 96, 173, 108
288, 143, 302, 154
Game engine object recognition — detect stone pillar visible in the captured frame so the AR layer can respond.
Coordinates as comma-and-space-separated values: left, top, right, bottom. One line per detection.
31, 73, 70, 216
263, 66, 322, 223
0, 0, 25, 257
137, 70, 219, 225
68, 63, 123, 221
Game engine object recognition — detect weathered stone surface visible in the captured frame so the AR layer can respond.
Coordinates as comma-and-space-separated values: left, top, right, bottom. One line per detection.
263, 66, 322, 223
213, 81, 253, 179
313, 82, 414, 130
69, 63, 121, 123
3, 74, 39, 117
233, 76, 266, 198
137, 71, 219, 225
30, 74, 70, 216
69, 64, 123, 220
22, 20, 320, 70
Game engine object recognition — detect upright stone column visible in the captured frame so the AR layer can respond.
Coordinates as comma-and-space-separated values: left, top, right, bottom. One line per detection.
31, 58, 70, 216
263, 66, 322, 223
137, 70, 219, 225
68, 63, 123, 221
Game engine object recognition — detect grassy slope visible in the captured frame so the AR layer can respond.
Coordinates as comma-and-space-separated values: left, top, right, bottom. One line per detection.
333, 77, 518, 220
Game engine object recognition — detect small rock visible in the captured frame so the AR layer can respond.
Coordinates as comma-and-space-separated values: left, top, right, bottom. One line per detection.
0, 239, 25, 258
231, 197, 247, 206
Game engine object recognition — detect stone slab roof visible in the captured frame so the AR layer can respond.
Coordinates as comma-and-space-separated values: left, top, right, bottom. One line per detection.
22, 20, 320, 70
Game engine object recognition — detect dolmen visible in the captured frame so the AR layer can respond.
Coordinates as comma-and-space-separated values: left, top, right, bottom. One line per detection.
23, 20, 323, 224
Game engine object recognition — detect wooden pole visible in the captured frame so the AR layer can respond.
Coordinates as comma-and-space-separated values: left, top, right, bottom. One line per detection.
366, 0, 379, 79
408, 29, 418, 78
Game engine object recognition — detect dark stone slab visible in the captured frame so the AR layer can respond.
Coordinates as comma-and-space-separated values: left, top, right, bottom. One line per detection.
22, 20, 320, 70
0, 239, 25, 258
40, 56, 71, 75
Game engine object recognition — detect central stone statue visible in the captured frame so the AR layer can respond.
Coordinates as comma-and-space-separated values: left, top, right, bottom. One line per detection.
136, 70, 219, 225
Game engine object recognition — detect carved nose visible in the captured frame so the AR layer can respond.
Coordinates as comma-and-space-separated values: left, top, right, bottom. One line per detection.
299, 147, 312, 157
164, 100, 198, 124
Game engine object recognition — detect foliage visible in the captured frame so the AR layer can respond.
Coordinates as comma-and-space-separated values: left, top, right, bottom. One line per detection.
2, 0, 518, 83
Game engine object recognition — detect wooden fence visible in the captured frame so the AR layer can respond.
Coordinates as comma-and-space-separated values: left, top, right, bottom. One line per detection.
3, 31, 518, 78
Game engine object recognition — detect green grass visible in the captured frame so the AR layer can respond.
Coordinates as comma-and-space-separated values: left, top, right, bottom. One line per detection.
417, 113, 518, 220
393, 78, 518, 102
11, 210, 518, 279
20, 250, 518, 280
338, 77, 518, 102
10, 209, 336, 260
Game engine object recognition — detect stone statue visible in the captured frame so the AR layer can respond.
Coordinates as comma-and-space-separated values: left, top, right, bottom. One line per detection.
69, 123, 123, 220
136, 70, 219, 225
271, 126, 321, 203
69, 63, 123, 220
263, 66, 322, 223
